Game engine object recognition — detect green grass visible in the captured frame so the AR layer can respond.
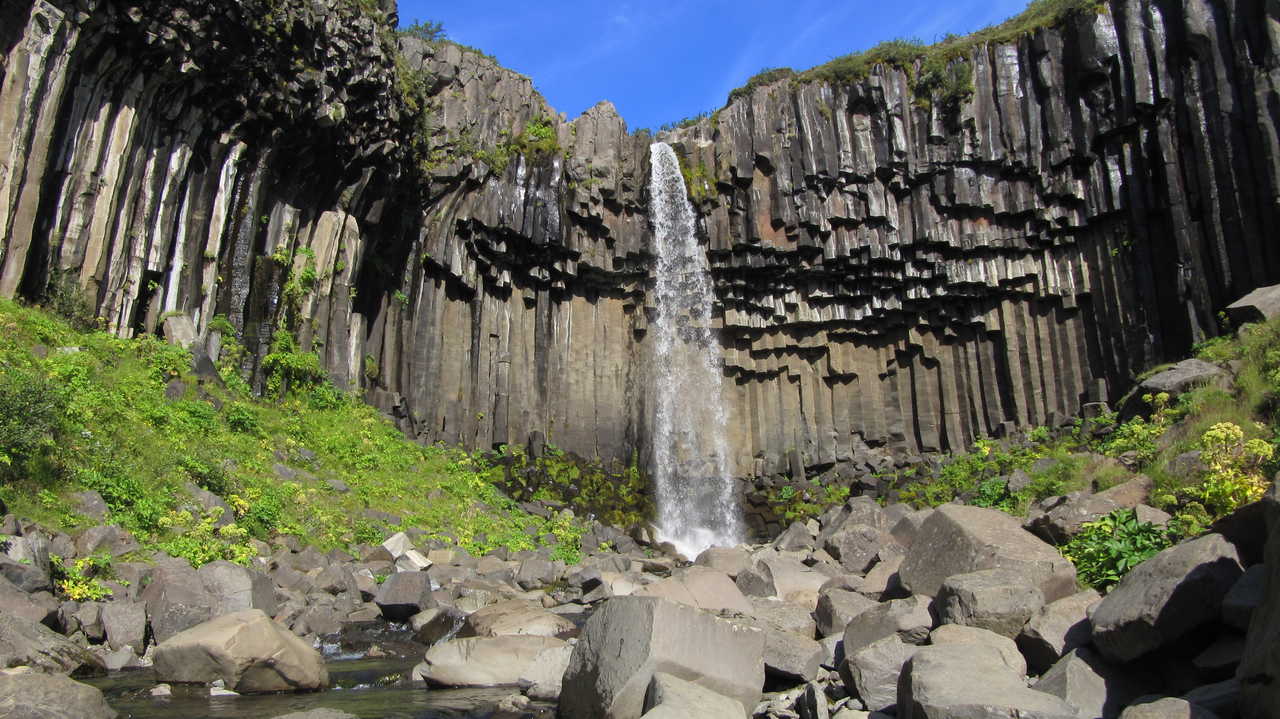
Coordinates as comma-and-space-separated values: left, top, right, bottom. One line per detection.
0, 300, 584, 565
721, 0, 1105, 107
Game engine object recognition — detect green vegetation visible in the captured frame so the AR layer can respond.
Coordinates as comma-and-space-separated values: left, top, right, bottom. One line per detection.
497, 445, 651, 532
0, 299, 588, 566
50, 553, 115, 602
677, 154, 718, 205
764, 479, 851, 524
1061, 509, 1172, 589
399, 19, 445, 43
722, 0, 1106, 115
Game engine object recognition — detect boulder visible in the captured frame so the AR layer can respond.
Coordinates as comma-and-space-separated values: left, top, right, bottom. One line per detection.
415, 635, 571, 690
816, 589, 878, 637
559, 596, 764, 719
1119, 697, 1219, 719
841, 635, 918, 713
153, 609, 327, 692
773, 521, 817, 552
69, 491, 110, 522
0, 671, 116, 719
1222, 565, 1265, 631
898, 644, 1078, 719
936, 568, 1044, 638
1091, 534, 1242, 662
411, 606, 467, 645
1017, 589, 1100, 674
898, 504, 1077, 602
514, 557, 557, 589
197, 560, 277, 617
641, 671, 744, 719
0, 573, 55, 625
100, 601, 146, 654
823, 523, 884, 574
694, 546, 753, 578
762, 626, 825, 682
269, 710, 358, 719
374, 571, 436, 621
754, 553, 830, 608
928, 624, 1026, 675
859, 553, 906, 601
748, 596, 818, 637
842, 596, 933, 654
1136, 359, 1227, 398
1032, 648, 1150, 719
141, 565, 215, 643
457, 599, 575, 639
1025, 492, 1121, 545
73, 525, 138, 558
0, 612, 102, 675
381, 532, 415, 558
635, 566, 752, 613
1225, 283, 1280, 325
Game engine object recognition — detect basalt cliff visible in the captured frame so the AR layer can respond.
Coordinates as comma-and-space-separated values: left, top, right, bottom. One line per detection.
3, 0, 1279, 528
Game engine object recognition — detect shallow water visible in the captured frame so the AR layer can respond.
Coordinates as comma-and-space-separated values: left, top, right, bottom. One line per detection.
88, 658, 531, 719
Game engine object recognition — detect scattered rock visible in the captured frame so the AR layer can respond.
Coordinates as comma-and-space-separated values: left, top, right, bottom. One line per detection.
1119, 697, 1219, 719
0, 612, 103, 675
816, 589, 878, 638
898, 644, 1077, 719
635, 566, 752, 613
842, 596, 933, 654
841, 634, 917, 713
457, 599, 576, 639
1017, 588, 1100, 674
928, 624, 1025, 675
1032, 648, 1150, 719
374, 571, 436, 621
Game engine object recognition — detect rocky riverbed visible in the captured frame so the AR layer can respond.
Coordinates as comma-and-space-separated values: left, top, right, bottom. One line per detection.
3, 460, 1278, 718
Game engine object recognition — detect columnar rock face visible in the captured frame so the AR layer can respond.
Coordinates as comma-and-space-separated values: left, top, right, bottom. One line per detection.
3, 0, 1280, 517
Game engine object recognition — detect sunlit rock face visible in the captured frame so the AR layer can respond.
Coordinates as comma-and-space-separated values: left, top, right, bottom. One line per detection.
3, 0, 1280, 535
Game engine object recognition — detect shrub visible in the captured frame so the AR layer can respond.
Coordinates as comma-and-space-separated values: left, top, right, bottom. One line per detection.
157, 509, 255, 567
262, 330, 328, 396
399, 19, 445, 43
1164, 421, 1273, 537
1100, 393, 1174, 465
1060, 509, 1172, 589
224, 402, 263, 435
50, 553, 114, 601
0, 366, 66, 477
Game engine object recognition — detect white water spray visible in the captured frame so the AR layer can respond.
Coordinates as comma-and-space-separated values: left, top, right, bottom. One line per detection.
646, 142, 744, 559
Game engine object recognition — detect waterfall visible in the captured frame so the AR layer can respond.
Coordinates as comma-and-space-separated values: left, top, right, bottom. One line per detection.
646, 142, 744, 559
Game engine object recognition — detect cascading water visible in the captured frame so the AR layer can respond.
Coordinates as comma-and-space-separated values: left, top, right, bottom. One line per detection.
646, 142, 744, 559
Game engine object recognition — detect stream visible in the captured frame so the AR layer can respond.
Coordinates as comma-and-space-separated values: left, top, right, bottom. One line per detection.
87, 658, 545, 719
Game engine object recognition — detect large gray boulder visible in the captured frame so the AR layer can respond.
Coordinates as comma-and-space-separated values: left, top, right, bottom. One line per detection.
153, 609, 328, 692
373, 571, 436, 621
641, 672, 745, 719
140, 564, 215, 643
694, 546, 753, 578
197, 560, 277, 617
937, 568, 1044, 638
1119, 697, 1219, 719
841, 635, 918, 713
1225, 284, 1280, 325
1135, 359, 1228, 398
0, 574, 55, 625
898, 504, 1077, 602
898, 644, 1078, 719
842, 596, 933, 654
457, 599, 575, 639
0, 672, 116, 719
0, 612, 102, 675
815, 588, 878, 637
1025, 492, 1121, 545
1018, 589, 1100, 674
1032, 648, 1150, 719
762, 627, 825, 683
1091, 534, 1242, 662
635, 566, 752, 613
928, 624, 1026, 676
1240, 487, 1280, 719
559, 596, 764, 719
100, 601, 146, 654
415, 635, 571, 690
823, 523, 885, 574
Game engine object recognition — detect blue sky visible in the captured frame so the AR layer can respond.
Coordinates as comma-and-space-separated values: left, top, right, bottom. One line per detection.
396, 1, 1034, 131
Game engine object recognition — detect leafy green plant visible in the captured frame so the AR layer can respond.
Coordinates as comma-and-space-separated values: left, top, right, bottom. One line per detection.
1100, 393, 1174, 465
0, 365, 66, 478
498, 445, 651, 530
765, 479, 850, 523
1060, 509, 1171, 589
262, 330, 327, 397
51, 553, 113, 601
399, 19, 445, 42
157, 509, 256, 567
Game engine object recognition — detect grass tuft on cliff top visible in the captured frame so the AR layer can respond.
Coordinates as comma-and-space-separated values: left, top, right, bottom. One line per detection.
726, 0, 1106, 105
0, 299, 584, 566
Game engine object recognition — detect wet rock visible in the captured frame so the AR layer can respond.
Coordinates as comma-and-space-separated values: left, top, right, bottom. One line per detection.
153, 609, 328, 692
411, 606, 467, 645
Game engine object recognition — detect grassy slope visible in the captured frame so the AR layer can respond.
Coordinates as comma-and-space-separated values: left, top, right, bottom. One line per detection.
0, 300, 582, 565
